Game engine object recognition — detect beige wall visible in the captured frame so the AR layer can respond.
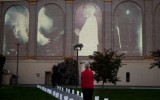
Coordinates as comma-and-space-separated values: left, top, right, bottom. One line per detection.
3, 59, 160, 86
3, 59, 63, 84
80, 60, 160, 86
117, 60, 160, 86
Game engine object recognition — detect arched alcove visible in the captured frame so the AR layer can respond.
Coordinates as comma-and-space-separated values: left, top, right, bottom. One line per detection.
113, 1, 143, 56
3, 5, 29, 57
36, 4, 64, 57
74, 2, 102, 56
154, 4, 160, 50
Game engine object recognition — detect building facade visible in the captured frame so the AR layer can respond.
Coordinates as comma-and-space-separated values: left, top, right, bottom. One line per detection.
0, 0, 160, 86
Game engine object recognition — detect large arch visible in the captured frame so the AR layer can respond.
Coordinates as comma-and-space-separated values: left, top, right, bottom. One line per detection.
3, 5, 29, 57
113, 1, 143, 56
74, 2, 102, 56
36, 4, 65, 57
154, 3, 160, 50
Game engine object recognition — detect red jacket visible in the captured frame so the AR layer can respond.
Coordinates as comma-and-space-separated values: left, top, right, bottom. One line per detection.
81, 68, 94, 89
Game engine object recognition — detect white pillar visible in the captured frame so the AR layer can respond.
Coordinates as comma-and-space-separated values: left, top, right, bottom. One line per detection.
81, 92, 83, 98
72, 90, 75, 94
55, 92, 59, 98
95, 96, 99, 100
66, 88, 68, 92
52, 91, 55, 96
77, 91, 79, 96
68, 89, 70, 93
59, 94, 63, 100
62, 87, 64, 91
64, 96, 69, 100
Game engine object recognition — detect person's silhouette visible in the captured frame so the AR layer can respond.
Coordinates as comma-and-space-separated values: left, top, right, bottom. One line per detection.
75, 3, 98, 56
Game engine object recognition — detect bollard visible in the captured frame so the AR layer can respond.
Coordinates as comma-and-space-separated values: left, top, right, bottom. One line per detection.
41, 87, 43, 90
95, 96, 99, 100
64, 96, 69, 100
47, 89, 52, 94
44, 87, 46, 92
77, 91, 79, 96
39, 85, 41, 89
68, 89, 70, 93
59, 94, 62, 100
81, 92, 83, 98
104, 98, 109, 100
52, 91, 55, 96
72, 90, 75, 94
62, 87, 64, 91
55, 92, 59, 98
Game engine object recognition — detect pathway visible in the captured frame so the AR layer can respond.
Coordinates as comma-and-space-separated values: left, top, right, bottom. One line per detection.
37, 85, 83, 100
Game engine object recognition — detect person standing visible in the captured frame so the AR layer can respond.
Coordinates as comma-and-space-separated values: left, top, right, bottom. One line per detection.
81, 62, 94, 100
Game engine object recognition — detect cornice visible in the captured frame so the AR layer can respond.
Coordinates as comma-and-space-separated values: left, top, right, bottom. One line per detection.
104, 0, 112, 2
28, 0, 37, 5
65, 0, 73, 3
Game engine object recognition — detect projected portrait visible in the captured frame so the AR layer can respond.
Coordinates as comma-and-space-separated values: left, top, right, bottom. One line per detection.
113, 2, 142, 56
74, 3, 102, 56
37, 4, 64, 56
3, 6, 29, 56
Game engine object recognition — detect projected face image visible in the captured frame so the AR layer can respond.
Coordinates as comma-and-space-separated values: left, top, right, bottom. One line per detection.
113, 2, 142, 56
5, 6, 29, 43
37, 5, 64, 56
75, 3, 102, 56
83, 4, 96, 18
3, 6, 29, 56
37, 7, 52, 46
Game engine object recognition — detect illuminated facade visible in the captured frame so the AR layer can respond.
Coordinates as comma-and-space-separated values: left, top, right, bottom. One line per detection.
0, 0, 160, 86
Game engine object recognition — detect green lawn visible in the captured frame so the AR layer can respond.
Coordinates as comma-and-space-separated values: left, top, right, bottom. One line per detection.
93, 88, 160, 100
0, 86, 57, 100
1, 86, 160, 100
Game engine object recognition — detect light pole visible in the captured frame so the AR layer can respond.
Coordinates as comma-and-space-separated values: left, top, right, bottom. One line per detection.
73, 43, 83, 89
16, 43, 21, 85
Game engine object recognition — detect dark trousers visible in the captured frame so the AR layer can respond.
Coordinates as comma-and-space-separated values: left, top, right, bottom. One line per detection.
82, 88, 94, 100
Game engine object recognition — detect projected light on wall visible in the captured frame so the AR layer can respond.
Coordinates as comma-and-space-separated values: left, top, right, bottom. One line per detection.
37, 4, 64, 57
74, 3, 102, 56
113, 2, 142, 56
155, 5, 160, 49
3, 5, 29, 56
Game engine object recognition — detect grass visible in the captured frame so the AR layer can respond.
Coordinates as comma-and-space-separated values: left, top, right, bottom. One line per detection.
1, 86, 160, 100
75, 87, 160, 100
93, 88, 160, 100
0, 86, 58, 100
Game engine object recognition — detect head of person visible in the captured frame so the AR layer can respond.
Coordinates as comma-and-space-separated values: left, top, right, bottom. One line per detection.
83, 3, 96, 18
85, 62, 90, 69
